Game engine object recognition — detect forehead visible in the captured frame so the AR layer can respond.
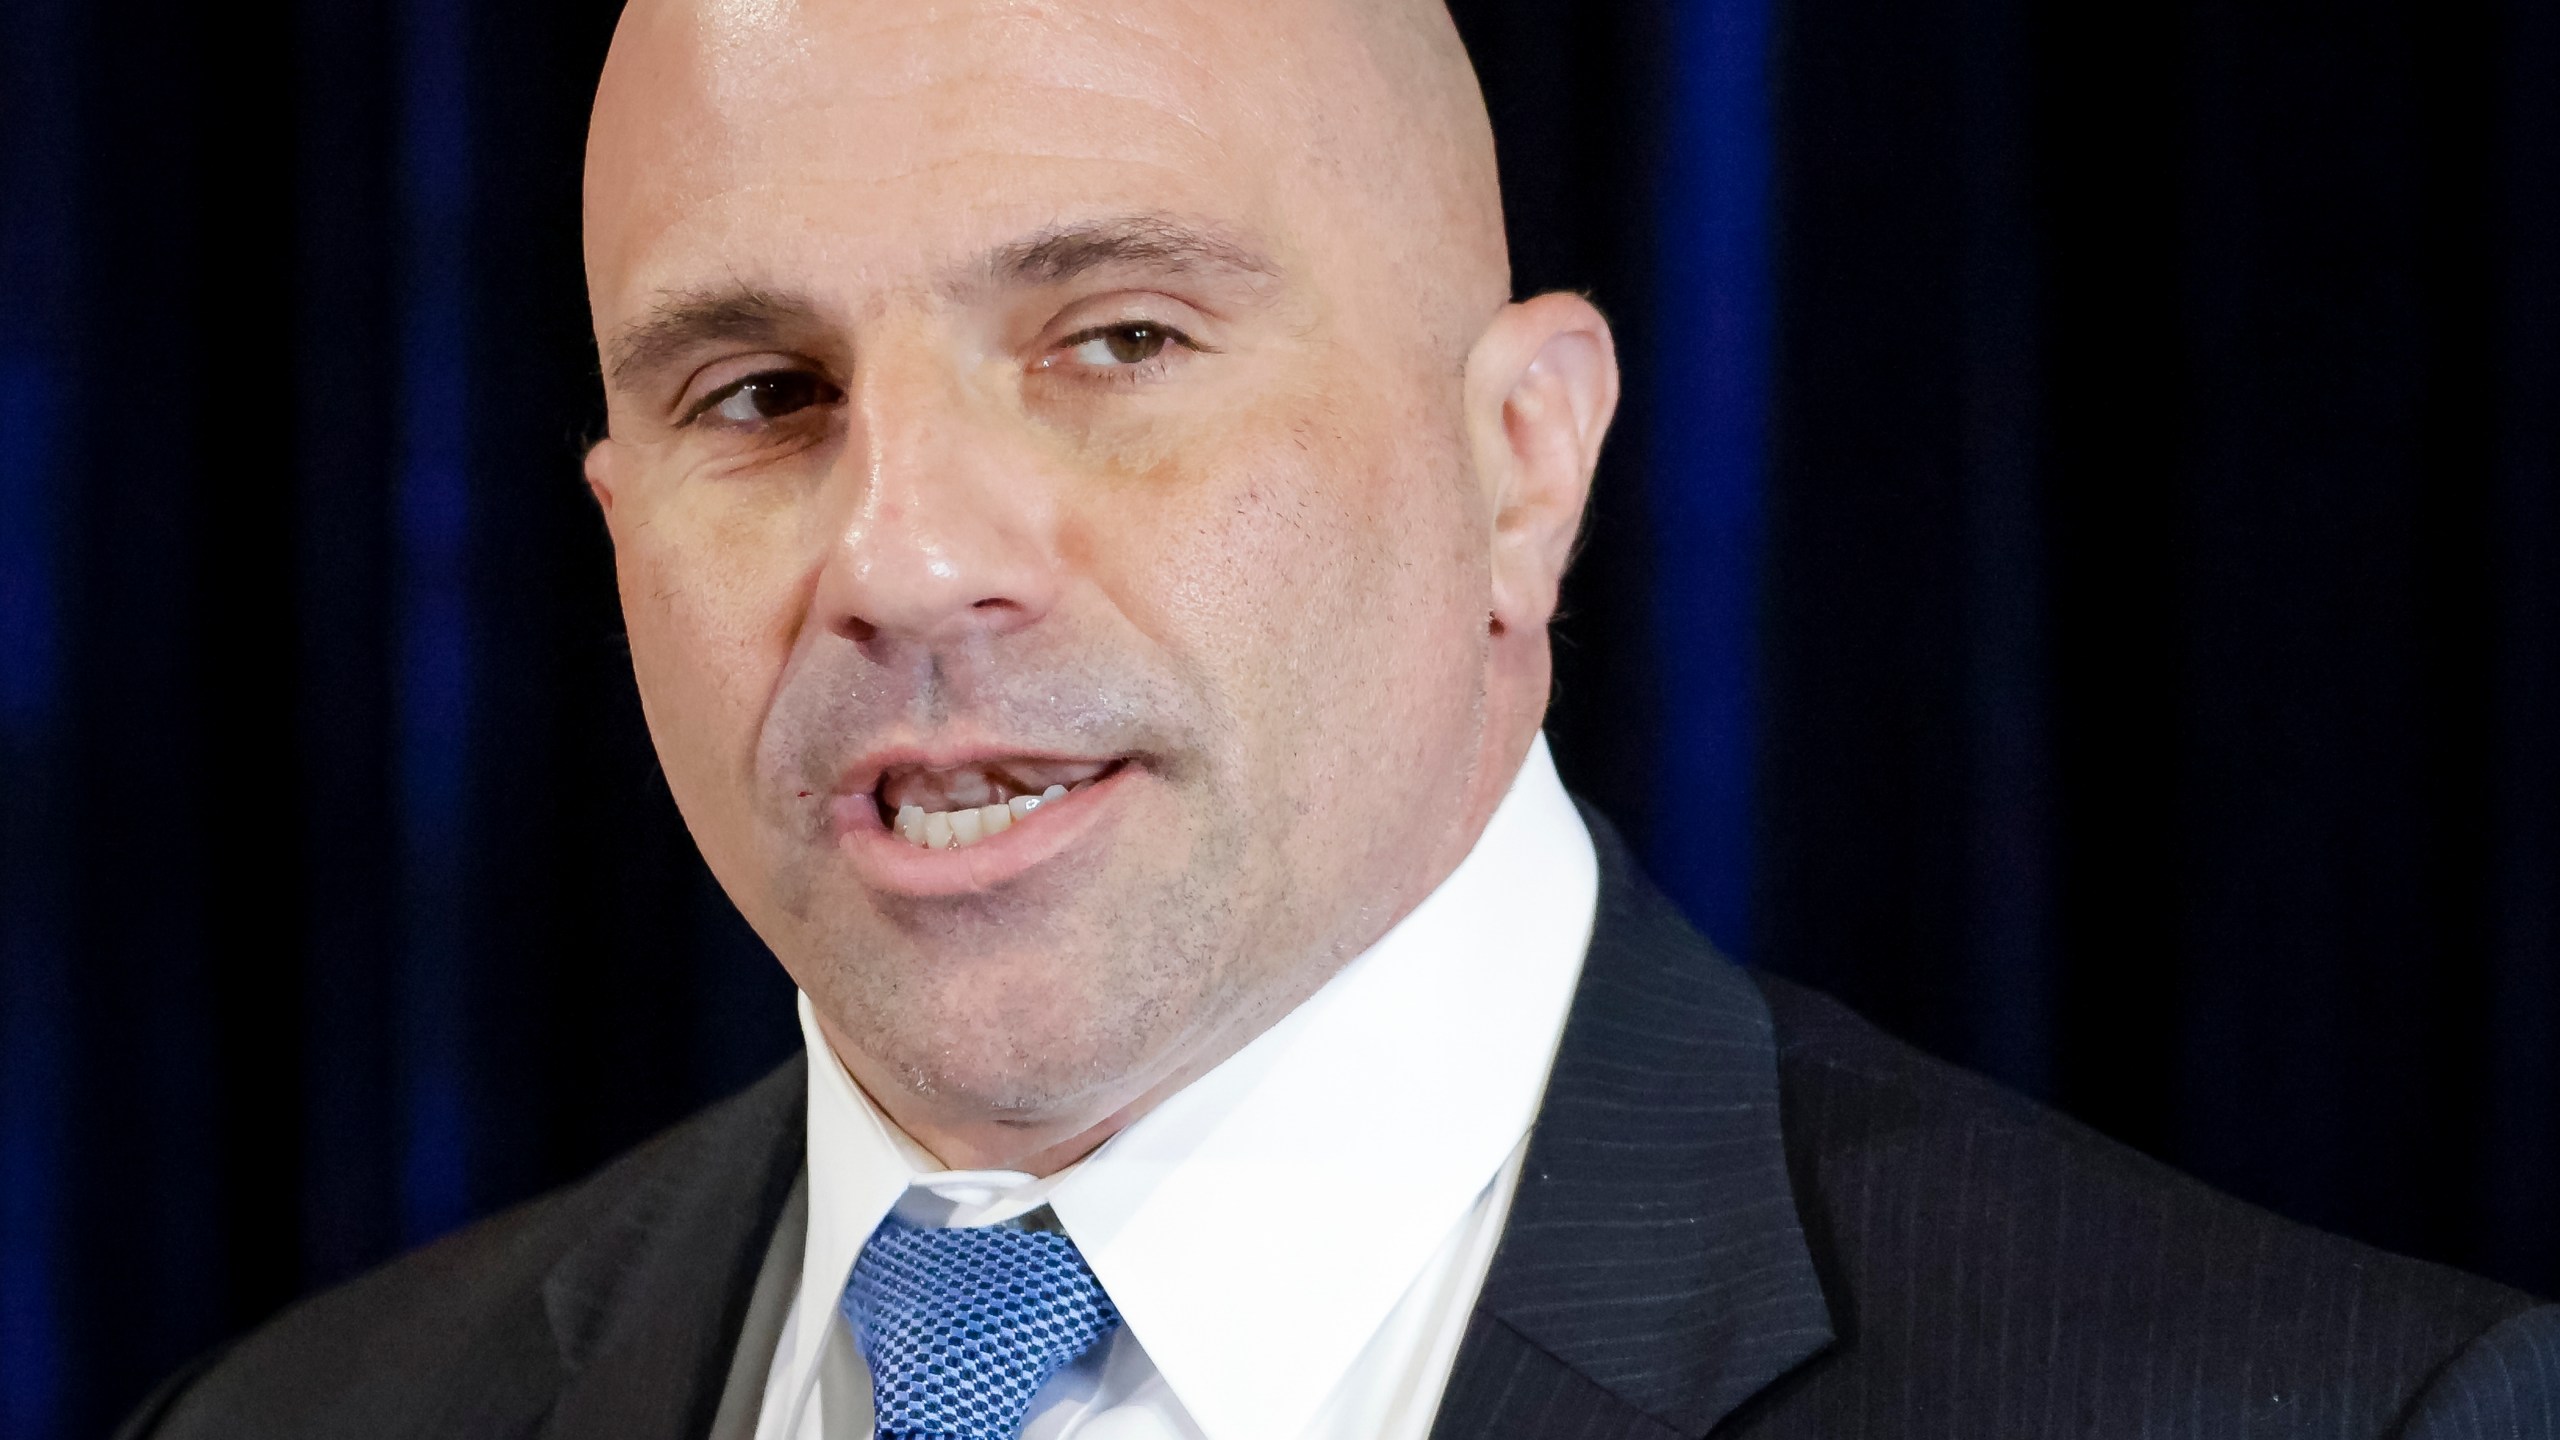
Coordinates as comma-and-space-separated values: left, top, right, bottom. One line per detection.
587, 0, 1335, 310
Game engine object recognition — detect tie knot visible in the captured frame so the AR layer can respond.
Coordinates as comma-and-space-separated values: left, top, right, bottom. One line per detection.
842, 1215, 1123, 1440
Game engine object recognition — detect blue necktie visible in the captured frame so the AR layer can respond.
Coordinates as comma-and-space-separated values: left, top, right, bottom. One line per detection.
841, 1214, 1123, 1440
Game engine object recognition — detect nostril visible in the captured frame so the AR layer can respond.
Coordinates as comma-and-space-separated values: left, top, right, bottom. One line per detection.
837, 615, 880, 644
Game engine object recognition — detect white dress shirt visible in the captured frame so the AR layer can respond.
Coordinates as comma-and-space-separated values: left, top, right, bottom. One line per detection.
752, 735, 1599, 1440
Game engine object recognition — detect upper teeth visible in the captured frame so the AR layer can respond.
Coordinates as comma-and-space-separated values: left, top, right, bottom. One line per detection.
895, 784, 1070, 850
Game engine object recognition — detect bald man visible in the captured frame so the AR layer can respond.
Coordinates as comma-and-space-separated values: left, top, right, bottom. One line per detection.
120, 1, 2560, 1437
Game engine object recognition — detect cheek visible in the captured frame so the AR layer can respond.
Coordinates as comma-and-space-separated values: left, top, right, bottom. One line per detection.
612, 481, 814, 841
1082, 386, 1488, 784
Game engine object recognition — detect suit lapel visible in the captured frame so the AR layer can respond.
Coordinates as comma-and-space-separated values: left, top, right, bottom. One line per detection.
537, 1057, 808, 1440
1433, 813, 1833, 1439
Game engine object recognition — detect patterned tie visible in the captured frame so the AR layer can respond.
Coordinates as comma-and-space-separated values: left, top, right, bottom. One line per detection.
841, 1214, 1124, 1440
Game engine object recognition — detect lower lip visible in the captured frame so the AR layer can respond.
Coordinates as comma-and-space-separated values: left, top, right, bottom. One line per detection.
833, 763, 1139, 897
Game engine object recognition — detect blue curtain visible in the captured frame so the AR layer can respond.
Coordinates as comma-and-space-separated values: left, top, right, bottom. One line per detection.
6, 0, 2558, 1435
1, 3, 79, 1429
1645, 0, 1773, 961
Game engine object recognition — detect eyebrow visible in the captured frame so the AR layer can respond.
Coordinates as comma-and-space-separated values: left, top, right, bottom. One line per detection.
604, 285, 827, 392
970, 213, 1282, 290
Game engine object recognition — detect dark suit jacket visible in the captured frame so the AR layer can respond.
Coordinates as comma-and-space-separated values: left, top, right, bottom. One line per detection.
123, 820, 2560, 1439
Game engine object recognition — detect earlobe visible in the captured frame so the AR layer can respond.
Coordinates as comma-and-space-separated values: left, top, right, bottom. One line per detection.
1464, 293, 1621, 634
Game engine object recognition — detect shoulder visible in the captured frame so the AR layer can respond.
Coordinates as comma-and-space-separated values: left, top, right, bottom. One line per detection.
1747, 972, 2549, 1435
125, 1057, 806, 1440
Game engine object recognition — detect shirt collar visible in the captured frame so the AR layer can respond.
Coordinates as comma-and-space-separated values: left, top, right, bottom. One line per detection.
779, 735, 1598, 1440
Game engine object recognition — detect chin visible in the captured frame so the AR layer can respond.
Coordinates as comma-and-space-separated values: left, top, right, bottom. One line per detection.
808, 926, 1205, 1110
778, 805, 1277, 1132
874, 1004, 1165, 1129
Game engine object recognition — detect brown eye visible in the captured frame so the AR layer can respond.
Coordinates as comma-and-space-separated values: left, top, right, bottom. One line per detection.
701, 371, 841, 426
1064, 324, 1175, 367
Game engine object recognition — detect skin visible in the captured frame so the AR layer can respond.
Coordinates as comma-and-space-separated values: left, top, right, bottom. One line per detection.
583, 0, 1619, 1174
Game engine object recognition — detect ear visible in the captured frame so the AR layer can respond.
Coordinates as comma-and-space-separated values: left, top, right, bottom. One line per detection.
1461, 292, 1620, 636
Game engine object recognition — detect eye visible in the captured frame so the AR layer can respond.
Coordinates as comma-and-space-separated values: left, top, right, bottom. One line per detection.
1054, 322, 1192, 370
691, 370, 842, 427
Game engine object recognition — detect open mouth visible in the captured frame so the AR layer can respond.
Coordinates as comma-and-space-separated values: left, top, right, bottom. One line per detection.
872, 756, 1129, 850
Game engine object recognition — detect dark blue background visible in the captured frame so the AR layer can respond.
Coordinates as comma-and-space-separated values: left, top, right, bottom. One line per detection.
3, 0, 2556, 1434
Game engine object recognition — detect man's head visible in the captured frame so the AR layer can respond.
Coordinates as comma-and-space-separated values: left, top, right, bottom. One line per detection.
582, 0, 1618, 1171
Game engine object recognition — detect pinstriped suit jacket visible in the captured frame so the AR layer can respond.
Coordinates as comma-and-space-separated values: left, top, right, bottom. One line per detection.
123, 816, 2560, 1439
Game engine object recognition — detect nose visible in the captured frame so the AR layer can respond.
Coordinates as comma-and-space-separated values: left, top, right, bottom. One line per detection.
811, 355, 1061, 652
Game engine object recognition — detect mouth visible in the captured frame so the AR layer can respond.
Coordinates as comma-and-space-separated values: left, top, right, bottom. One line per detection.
830, 750, 1142, 898
871, 755, 1129, 851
